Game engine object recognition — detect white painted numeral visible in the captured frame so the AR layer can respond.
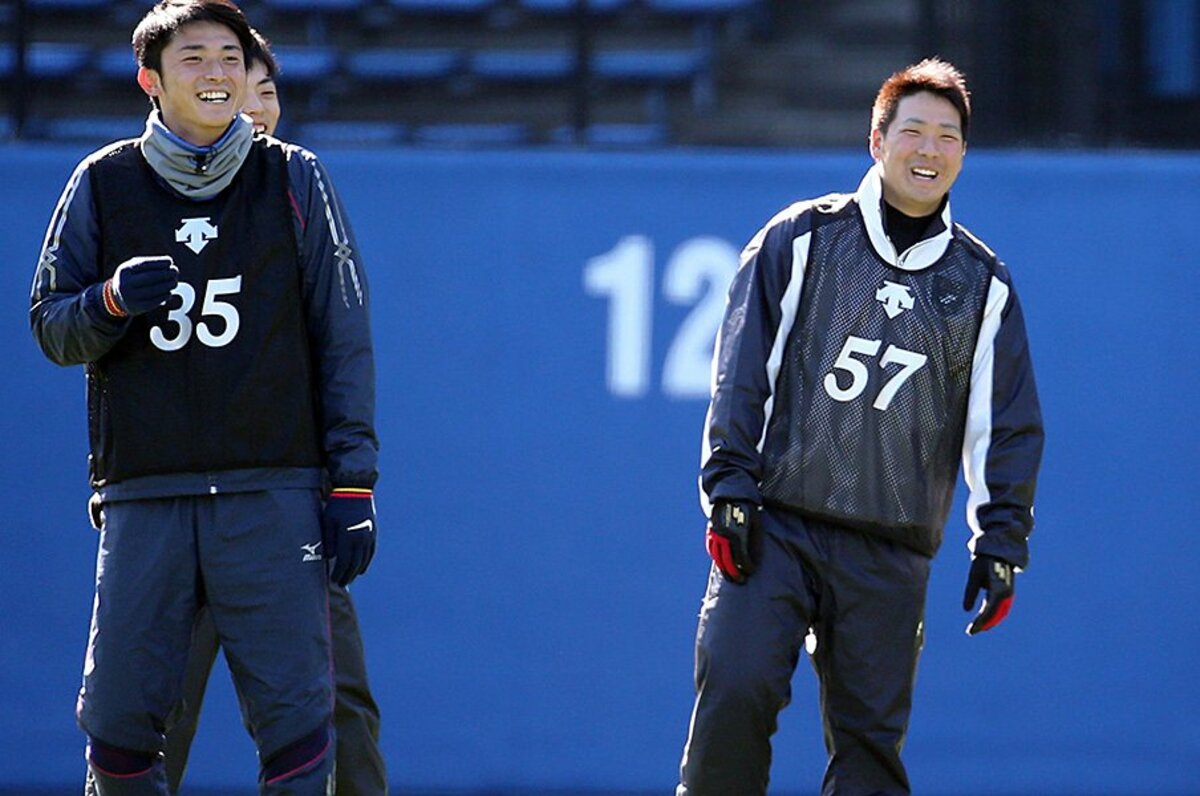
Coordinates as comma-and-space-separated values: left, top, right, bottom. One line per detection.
661, 237, 738, 399
585, 236, 738, 400
584, 236, 653, 397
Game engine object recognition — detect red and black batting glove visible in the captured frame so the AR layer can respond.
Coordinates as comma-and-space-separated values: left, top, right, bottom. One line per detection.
321, 488, 377, 588
705, 500, 758, 583
963, 554, 1015, 635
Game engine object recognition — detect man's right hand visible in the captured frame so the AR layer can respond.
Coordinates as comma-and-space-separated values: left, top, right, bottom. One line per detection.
706, 500, 758, 583
105, 256, 178, 317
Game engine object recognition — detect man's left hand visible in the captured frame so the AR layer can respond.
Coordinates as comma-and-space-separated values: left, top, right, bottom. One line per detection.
963, 554, 1015, 635
321, 488, 377, 587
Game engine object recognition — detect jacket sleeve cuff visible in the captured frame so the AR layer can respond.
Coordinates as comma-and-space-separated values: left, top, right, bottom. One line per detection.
329, 487, 373, 498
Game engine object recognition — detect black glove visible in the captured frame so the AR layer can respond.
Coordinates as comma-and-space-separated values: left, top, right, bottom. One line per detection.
105, 255, 178, 317
705, 500, 757, 583
321, 488, 377, 587
963, 554, 1015, 635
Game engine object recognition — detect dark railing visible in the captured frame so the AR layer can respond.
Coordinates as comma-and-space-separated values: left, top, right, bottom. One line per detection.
917, 0, 1200, 148
8, 0, 30, 138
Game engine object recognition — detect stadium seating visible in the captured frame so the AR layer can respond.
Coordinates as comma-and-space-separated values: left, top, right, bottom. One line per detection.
272, 45, 342, 83
260, 0, 371, 44
412, 121, 531, 146
25, 42, 92, 79
33, 115, 143, 143
293, 119, 409, 146
468, 49, 578, 82
518, 0, 633, 13
389, 0, 498, 13
2, 0, 772, 147
591, 48, 705, 82
645, 0, 757, 12
345, 47, 464, 82
25, 0, 110, 8
260, 0, 368, 10
549, 121, 668, 147
95, 45, 137, 81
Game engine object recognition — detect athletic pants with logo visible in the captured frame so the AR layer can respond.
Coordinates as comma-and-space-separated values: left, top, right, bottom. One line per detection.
78, 490, 335, 795
676, 508, 931, 796
162, 585, 387, 795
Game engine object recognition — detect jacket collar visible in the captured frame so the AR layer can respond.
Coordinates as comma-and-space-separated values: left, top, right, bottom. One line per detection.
138, 110, 254, 200
856, 162, 954, 271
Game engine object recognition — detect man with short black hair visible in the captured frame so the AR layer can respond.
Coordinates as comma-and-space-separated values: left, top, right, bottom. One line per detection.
676, 58, 1044, 795
30, 2, 378, 793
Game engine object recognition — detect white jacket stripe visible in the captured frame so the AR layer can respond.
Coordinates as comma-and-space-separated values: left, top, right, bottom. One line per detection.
758, 232, 810, 451
963, 275, 1010, 553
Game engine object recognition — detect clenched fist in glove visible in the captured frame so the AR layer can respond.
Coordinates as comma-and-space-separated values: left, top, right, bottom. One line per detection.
963, 554, 1015, 635
321, 488, 377, 587
706, 500, 758, 583
103, 255, 178, 317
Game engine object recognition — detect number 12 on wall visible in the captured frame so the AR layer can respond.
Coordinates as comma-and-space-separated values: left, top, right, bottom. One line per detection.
584, 235, 738, 400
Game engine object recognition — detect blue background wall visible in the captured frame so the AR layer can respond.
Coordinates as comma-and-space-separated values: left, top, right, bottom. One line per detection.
2, 144, 1198, 794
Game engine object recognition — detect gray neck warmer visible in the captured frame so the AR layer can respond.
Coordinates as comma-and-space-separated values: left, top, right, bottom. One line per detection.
139, 111, 254, 200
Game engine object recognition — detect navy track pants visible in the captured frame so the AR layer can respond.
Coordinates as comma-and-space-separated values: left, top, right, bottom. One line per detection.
78, 490, 334, 795
162, 584, 387, 795
677, 508, 931, 795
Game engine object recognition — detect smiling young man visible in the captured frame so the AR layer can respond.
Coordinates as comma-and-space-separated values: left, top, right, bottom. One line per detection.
675, 59, 1044, 794
241, 33, 280, 136
30, 2, 378, 794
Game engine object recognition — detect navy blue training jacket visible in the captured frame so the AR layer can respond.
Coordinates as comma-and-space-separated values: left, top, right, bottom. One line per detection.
701, 164, 1043, 566
30, 125, 377, 500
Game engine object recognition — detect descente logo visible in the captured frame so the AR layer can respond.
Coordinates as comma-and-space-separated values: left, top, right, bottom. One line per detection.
176, 217, 218, 254
875, 280, 915, 319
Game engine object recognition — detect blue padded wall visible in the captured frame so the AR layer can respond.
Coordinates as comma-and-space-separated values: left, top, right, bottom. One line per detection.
1, 144, 1198, 794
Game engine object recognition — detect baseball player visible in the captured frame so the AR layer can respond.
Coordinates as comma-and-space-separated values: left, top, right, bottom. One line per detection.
30, 2, 378, 793
676, 58, 1044, 795
154, 30, 388, 796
